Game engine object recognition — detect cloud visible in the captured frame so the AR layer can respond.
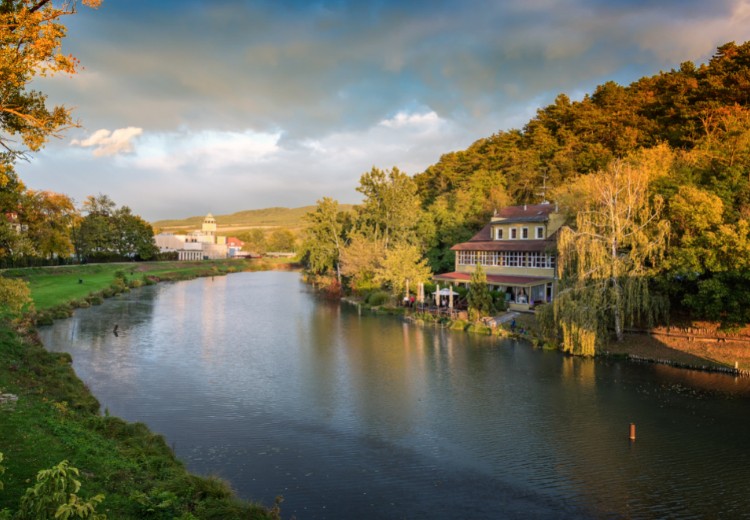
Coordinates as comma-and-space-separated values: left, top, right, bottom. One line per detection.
23, 0, 750, 221
128, 129, 281, 173
44, 0, 750, 144
22, 109, 469, 221
71, 127, 143, 156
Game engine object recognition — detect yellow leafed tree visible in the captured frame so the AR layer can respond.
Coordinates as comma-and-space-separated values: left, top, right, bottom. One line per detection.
1, 0, 100, 167
550, 158, 670, 355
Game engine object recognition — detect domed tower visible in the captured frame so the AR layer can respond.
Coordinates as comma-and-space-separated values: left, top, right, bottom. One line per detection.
202, 213, 217, 238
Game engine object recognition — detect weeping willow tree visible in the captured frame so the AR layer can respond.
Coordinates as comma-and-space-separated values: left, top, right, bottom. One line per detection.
551, 160, 670, 355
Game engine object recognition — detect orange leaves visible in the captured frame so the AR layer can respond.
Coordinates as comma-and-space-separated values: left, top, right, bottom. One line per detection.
0, 1, 100, 158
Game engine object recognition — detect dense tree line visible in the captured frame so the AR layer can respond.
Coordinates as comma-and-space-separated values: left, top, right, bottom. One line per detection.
413, 41, 750, 327
0, 190, 157, 267
71, 194, 158, 263
298, 168, 431, 296
302, 41, 750, 330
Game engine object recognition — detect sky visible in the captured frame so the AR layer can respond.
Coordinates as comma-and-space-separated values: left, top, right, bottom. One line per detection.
19, 0, 750, 222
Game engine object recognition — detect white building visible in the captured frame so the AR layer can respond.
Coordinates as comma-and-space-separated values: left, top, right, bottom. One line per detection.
155, 213, 229, 260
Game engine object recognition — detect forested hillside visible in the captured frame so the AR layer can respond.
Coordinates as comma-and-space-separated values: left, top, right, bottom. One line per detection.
411, 41, 750, 325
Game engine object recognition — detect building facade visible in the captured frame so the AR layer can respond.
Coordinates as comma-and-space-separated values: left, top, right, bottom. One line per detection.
155, 213, 229, 260
434, 203, 564, 311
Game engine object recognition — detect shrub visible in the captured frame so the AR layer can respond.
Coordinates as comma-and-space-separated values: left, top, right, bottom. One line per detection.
86, 295, 104, 306
450, 320, 468, 331
53, 308, 72, 320
366, 290, 390, 307
0, 277, 33, 319
16, 459, 106, 520
36, 313, 54, 326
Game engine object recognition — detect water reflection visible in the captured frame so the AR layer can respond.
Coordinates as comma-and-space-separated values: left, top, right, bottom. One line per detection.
39, 272, 750, 519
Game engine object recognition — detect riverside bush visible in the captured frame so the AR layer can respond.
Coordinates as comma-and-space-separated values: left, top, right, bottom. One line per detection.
450, 320, 469, 331
366, 290, 390, 307
86, 295, 103, 306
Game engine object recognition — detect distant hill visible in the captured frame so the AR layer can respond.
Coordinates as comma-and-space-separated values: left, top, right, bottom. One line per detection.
152, 205, 354, 233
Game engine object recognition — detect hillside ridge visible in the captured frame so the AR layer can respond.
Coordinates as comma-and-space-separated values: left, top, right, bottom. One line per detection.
153, 204, 354, 231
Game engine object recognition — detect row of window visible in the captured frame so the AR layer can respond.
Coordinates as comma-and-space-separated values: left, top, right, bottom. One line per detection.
495, 226, 545, 240
457, 250, 556, 269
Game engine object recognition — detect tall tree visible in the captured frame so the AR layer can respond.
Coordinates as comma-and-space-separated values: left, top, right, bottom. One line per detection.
1, 0, 101, 209
340, 233, 384, 293
551, 159, 670, 354
112, 206, 158, 260
299, 197, 348, 283
21, 190, 77, 260
1, 1, 100, 266
355, 167, 422, 249
373, 242, 432, 297
72, 196, 155, 261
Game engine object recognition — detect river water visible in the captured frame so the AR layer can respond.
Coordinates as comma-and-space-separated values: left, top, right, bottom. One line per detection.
39, 271, 750, 519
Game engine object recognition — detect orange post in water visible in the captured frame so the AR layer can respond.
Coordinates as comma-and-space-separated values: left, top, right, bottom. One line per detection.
629, 423, 636, 441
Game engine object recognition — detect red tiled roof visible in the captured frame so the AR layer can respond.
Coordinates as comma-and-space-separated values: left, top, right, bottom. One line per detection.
468, 223, 493, 241
434, 272, 553, 286
451, 240, 554, 252
494, 203, 556, 222
454, 214, 560, 248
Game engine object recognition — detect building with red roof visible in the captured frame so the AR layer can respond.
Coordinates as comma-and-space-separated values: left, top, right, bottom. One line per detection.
433, 202, 565, 311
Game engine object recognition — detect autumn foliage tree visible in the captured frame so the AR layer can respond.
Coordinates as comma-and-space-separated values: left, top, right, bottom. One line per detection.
549, 159, 670, 355
1, 0, 100, 265
1, 0, 101, 165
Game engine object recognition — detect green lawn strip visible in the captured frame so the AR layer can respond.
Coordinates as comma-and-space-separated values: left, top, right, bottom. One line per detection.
3, 260, 250, 314
4, 264, 131, 310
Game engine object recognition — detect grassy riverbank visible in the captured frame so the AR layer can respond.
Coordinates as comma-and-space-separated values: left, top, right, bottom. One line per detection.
0, 260, 282, 519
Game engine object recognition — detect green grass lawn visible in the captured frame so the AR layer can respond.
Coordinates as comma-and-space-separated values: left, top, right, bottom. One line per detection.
3, 259, 253, 311
5, 264, 131, 310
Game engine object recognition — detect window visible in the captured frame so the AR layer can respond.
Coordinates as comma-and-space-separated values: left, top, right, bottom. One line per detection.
510, 228, 517, 239
522, 227, 529, 239
496, 228, 503, 240
536, 226, 544, 239
458, 251, 477, 265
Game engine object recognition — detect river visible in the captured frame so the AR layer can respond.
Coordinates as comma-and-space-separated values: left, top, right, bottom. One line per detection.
39, 271, 750, 519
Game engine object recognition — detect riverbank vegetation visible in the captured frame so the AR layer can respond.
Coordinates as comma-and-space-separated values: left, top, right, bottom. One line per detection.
300, 41, 750, 359
0, 260, 282, 518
